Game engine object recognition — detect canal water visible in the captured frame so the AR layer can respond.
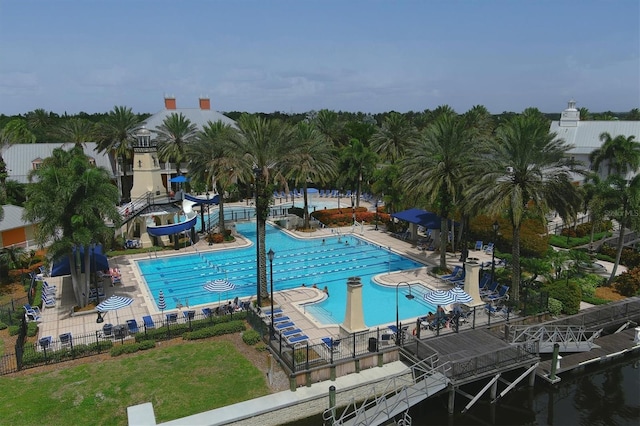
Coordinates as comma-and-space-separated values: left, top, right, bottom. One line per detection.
286, 354, 640, 425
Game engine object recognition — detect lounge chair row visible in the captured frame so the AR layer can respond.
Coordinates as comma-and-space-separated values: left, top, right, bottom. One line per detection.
263, 309, 309, 344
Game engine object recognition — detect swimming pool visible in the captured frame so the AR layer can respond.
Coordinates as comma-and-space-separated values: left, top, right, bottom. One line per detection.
137, 221, 435, 327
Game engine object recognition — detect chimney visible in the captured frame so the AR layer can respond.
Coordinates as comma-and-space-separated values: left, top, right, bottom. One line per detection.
164, 96, 176, 110
199, 97, 210, 110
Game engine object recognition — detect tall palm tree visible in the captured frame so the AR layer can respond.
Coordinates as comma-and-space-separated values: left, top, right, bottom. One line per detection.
402, 112, 474, 269
313, 109, 345, 148
231, 115, 295, 305
154, 113, 198, 177
370, 112, 419, 164
187, 120, 242, 235
24, 146, 120, 307
0, 119, 36, 205
340, 138, 378, 208
286, 122, 337, 228
468, 111, 584, 302
96, 106, 139, 200
595, 174, 640, 284
56, 117, 97, 150
589, 132, 640, 177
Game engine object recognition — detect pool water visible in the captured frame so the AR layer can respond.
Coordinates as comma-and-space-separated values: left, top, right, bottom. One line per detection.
137, 222, 435, 327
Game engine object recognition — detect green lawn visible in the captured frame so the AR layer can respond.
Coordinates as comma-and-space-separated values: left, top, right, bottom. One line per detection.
0, 339, 269, 425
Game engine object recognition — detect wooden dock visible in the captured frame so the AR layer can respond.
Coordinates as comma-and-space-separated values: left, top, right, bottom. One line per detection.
537, 328, 640, 381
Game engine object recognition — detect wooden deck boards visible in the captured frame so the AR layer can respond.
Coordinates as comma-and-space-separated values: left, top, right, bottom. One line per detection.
537, 328, 640, 376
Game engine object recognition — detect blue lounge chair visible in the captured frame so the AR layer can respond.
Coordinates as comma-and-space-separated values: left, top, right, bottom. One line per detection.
484, 242, 494, 254
322, 337, 341, 353
39, 336, 52, 350
272, 316, 290, 323
59, 332, 72, 348
41, 281, 57, 295
440, 266, 462, 281
282, 328, 303, 336
166, 313, 178, 323
485, 286, 509, 303
202, 307, 212, 318
127, 319, 140, 333
142, 315, 155, 329
475, 240, 483, 251
274, 321, 295, 330
287, 334, 309, 344
41, 293, 56, 308
183, 310, 195, 320
262, 308, 283, 317
480, 281, 499, 297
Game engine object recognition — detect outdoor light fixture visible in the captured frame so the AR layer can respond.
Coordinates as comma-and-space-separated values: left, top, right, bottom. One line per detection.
268, 248, 275, 340
205, 190, 210, 234
491, 220, 499, 286
395, 282, 415, 345
374, 200, 379, 231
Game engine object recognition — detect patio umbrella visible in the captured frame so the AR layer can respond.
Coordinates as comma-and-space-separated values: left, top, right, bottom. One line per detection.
448, 287, 473, 304
96, 295, 133, 325
423, 290, 456, 307
204, 279, 236, 306
157, 290, 166, 314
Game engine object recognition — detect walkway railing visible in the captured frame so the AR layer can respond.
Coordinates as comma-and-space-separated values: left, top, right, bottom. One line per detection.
507, 325, 600, 353
325, 355, 450, 426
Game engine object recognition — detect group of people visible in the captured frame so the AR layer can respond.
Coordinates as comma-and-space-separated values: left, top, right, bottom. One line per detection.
421, 303, 465, 331
301, 283, 330, 296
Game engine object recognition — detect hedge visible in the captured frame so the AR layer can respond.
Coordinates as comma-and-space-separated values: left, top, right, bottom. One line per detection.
544, 279, 582, 315
110, 340, 156, 357
21, 340, 114, 366
133, 312, 247, 342
183, 320, 246, 340
242, 329, 261, 346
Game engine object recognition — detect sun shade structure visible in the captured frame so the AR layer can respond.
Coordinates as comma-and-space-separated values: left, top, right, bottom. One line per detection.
204, 279, 236, 306
169, 175, 189, 183
51, 245, 109, 277
391, 208, 456, 229
423, 290, 456, 306
157, 290, 166, 313
448, 286, 473, 304
96, 295, 134, 325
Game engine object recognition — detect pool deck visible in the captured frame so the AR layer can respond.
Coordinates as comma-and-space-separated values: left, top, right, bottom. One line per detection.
36, 199, 618, 344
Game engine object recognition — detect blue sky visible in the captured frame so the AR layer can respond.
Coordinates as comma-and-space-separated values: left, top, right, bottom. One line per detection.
0, 0, 638, 115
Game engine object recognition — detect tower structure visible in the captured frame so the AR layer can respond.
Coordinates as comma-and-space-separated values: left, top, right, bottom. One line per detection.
130, 126, 165, 200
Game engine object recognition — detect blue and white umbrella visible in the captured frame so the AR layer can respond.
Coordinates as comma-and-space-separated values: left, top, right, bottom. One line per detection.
96, 295, 133, 325
157, 290, 166, 313
448, 287, 473, 304
204, 279, 236, 306
423, 290, 456, 307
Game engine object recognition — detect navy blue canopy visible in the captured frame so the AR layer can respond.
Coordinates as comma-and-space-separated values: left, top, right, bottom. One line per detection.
391, 208, 456, 229
51, 245, 109, 277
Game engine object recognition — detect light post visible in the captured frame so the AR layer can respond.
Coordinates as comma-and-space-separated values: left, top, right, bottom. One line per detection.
491, 220, 499, 285
254, 168, 262, 307
374, 200, 379, 231
395, 282, 415, 345
205, 190, 210, 234
268, 249, 275, 340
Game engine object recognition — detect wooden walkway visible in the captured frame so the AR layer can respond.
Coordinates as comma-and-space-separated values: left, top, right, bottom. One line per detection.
537, 328, 640, 379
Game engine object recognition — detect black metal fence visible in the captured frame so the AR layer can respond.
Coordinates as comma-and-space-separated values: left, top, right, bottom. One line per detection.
0, 308, 248, 376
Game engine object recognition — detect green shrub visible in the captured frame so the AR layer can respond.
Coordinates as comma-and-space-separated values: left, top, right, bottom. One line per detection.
8, 325, 19, 336
26, 322, 38, 337
0, 322, 7, 330
138, 340, 156, 350
242, 329, 261, 346
575, 274, 604, 299
544, 279, 582, 315
110, 343, 144, 357
183, 320, 246, 340
613, 267, 640, 297
547, 298, 562, 316
255, 342, 268, 352
582, 295, 610, 305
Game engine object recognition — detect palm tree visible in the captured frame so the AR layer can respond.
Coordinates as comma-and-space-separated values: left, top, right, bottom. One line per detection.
23, 146, 120, 307
154, 113, 198, 177
96, 106, 139, 200
589, 132, 640, 177
370, 112, 419, 164
231, 115, 295, 305
187, 120, 242, 235
401, 112, 475, 269
56, 118, 97, 150
313, 109, 345, 148
468, 111, 584, 302
286, 122, 337, 228
0, 119, 36, 204
339, 138, 378, 208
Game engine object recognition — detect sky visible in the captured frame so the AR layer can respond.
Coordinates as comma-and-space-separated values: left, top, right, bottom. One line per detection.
0, 0, 638, 116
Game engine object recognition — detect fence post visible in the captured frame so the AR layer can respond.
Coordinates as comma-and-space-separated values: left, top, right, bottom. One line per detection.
329, 385, 336, 419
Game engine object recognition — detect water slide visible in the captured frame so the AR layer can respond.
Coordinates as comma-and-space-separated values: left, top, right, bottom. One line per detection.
145, 194, 221, 237
146, 198, 199, 237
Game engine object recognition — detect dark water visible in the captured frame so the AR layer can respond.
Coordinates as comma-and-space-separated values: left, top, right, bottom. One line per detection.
286, 354, 640, 425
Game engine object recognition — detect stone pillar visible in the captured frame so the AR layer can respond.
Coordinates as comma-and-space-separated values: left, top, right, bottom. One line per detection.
464, 261, 484, 307
339, 277, 368, 337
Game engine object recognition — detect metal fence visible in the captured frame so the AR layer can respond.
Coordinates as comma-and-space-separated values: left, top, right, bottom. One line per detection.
0, 308, 248, 376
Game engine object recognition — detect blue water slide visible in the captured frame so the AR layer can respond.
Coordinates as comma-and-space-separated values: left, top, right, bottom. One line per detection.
183, 193, 220, 205
146, 199, 199, 237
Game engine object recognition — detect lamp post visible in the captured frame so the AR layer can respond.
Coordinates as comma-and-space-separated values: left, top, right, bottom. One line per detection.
374, 200, 379, 231
491, 220, 499, 285
395, 282, 415, 345
254, 167, 262, 307
205, 190, 210, 234
268, 249, 275, 340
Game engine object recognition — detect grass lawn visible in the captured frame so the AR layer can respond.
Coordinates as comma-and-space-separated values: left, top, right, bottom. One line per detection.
0, 339, 270, 425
